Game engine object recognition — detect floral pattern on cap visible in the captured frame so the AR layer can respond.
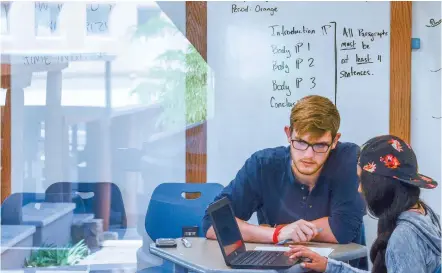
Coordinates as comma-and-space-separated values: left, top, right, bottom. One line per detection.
363, 162, 376, 173
388, 139, 403, 152
380, 154, 400, 169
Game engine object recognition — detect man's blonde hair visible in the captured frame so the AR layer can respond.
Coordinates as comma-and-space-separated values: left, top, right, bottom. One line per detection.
290, 95, 340, 139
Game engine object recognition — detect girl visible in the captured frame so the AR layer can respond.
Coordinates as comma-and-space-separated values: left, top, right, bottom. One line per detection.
286, 135, 441, 273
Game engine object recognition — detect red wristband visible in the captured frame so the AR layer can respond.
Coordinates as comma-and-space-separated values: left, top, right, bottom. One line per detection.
272, 225, 284, 244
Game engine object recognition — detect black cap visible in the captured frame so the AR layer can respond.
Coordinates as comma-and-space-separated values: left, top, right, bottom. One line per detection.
358, 135, 438, 189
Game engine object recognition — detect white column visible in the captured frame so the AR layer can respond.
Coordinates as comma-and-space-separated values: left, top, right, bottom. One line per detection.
44, 69, 65, 188
10, 71, 31, 193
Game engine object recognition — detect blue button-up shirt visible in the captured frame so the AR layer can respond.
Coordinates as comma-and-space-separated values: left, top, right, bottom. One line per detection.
202, 142, 365, 244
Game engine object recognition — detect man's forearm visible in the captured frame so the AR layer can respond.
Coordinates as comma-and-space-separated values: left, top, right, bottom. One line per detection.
310, 217, 338, 243
206, 218, 276, 243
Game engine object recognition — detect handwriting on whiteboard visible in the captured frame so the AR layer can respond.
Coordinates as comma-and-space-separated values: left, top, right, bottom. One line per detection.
22, 53, 106, 66
35, 2, 63, 12
269, 24, 324, 108
86, 3, 114, 35
426, 18, 441, 72
426, 18, 441, 27
232, 3, 278, 16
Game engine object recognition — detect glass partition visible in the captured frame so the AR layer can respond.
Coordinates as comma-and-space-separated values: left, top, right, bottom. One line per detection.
2, 2, 212, 271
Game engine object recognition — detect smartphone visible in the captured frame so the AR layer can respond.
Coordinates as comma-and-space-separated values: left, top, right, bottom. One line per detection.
155, 238, 177, 248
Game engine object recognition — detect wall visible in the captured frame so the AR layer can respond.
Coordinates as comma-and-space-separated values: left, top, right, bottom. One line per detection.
411, 1, 441, 215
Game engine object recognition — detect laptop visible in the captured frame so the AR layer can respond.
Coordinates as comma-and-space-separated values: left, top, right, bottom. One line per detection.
207, 197, 299, 269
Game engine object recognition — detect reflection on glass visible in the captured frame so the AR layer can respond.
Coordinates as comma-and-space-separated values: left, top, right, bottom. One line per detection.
130, 11, 208, 130
0, 193, 90, 270
34, 2, 63, 36
1, 2, 10, 35
2, 2, 211, 271
86, 3, 114, 36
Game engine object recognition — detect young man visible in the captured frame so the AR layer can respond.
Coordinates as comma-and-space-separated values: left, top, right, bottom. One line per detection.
202, 95, 365, 246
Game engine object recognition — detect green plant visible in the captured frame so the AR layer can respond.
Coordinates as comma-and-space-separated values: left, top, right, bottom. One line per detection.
129, 12, 208, 130
184, 45, 208, 125
25, 240, 89, 267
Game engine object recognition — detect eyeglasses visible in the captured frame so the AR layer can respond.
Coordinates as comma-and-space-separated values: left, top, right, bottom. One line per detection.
290, 139, 332, 153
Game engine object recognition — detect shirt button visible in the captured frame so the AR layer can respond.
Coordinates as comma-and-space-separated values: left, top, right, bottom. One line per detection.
309, 205, 312, 208
301, 187, 304, 190
303, 196, 306, 200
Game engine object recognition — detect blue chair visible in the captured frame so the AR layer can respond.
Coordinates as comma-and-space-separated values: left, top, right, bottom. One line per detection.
353, 223, 369, 270
348, 193, 369, 270
138, 182, 223, 273
1, 192, 88, 223
145, 182, 223, 241
45, 182, 127, 237
1, 193, 45, 225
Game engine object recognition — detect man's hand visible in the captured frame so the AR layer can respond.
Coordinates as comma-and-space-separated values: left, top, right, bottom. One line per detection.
206, 218, 249, 240
206, 218, 275, 243
285, 245, 327, 272
278, 219, 318, 243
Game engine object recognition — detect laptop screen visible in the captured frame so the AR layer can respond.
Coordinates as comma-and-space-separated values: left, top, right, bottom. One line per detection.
211, 200, 245, 256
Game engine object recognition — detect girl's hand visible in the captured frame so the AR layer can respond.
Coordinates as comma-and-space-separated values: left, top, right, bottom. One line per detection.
285, 245, 328, 272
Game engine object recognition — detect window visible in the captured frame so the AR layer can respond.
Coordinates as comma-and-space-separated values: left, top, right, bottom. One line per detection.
34, 2, 63, 36
86, 3, 115, 36
1, 2, 11, 35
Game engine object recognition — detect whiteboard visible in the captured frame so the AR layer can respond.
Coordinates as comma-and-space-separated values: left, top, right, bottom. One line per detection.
207, 2, 390, 185
411, 1, 441, 215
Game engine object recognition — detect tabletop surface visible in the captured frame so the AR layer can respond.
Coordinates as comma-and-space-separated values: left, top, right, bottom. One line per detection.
0, 225, 36, 254
22, 202, 76, 227
150, 237, 368, 273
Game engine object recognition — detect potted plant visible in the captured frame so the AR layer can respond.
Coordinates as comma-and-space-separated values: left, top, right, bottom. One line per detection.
24, 239, 89, 270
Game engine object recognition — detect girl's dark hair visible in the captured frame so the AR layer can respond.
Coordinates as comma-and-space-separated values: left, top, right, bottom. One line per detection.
360, 171, 430, 273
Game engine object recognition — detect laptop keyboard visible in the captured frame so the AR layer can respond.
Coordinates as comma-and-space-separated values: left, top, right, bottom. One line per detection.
234, 251, 282, 265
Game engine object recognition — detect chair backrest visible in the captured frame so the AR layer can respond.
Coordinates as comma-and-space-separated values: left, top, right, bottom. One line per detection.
145, 182, 223, 241
360, 222, 367, 245
45, 182, 127, 230
356, 223, 369, 270
1, 193, 45, 225
1, 192, 83, 224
